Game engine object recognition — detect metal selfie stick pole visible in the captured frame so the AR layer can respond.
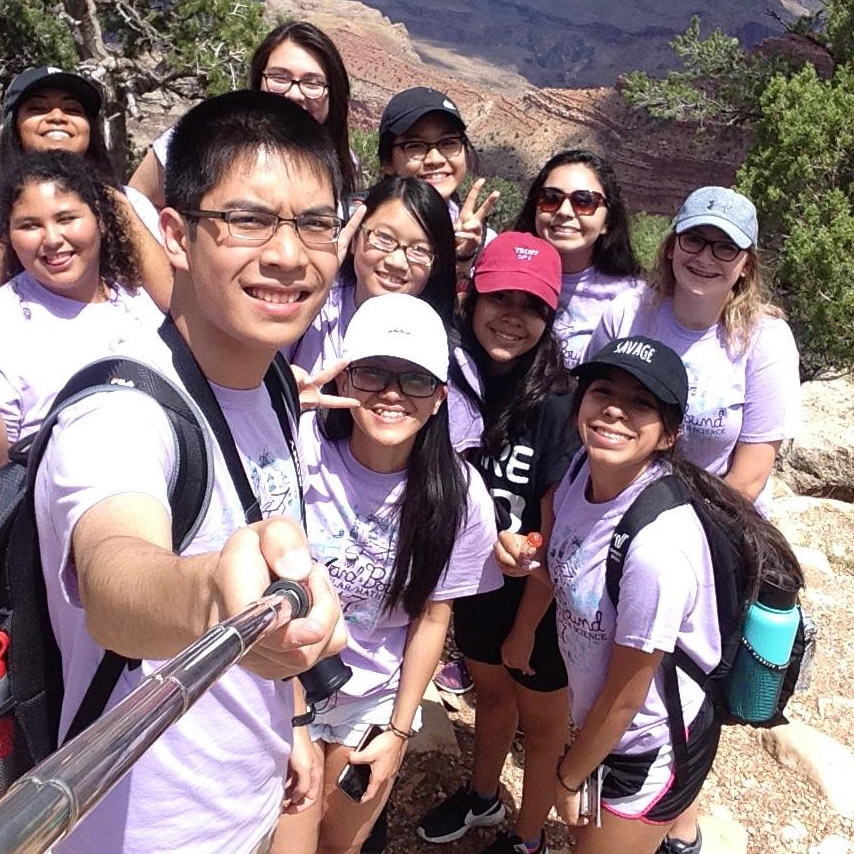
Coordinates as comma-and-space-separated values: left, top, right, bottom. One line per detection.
0, 580, 309, 854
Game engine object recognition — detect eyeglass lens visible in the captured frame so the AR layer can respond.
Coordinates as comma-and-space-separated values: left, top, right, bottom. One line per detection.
349, 367, 438, 398
363, 229, 434, 266
677, 232, 741, 262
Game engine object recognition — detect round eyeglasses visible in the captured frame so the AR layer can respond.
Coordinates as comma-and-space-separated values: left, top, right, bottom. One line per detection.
361, 227, 435, 267
676, 231, 744, 262
347, 366, 440, 398
536, 187, 607, 217
261, 73, 328, 99
392, 136, 465, 162
181, 209, 343, 245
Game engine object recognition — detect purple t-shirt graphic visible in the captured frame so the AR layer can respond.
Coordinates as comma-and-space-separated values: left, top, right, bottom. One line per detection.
299, 415, 502, 703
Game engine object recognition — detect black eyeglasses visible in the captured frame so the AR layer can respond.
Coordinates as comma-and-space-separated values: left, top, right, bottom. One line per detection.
537, 187, 607, 216
347, 366, 440, 398
361, 227, 435, 267
392, 136, 465, 161
261, 73, 328, 99
676, 232, 743, 262
181, 209, 343, 245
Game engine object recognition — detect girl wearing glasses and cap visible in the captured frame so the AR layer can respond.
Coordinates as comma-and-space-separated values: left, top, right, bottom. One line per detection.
514, 150, 643, 370
278, 294, 502, 854
378, 87, 500, 268
129, 21, 358, 209
0, 66, 172, 309
586, 187, 799, 514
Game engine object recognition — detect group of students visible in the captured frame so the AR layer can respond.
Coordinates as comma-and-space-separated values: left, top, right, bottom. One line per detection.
0, 17, 800, 854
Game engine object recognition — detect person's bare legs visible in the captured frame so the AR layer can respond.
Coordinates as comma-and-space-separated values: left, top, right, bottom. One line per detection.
572, 808, 673, 854
271, 739, 325, 854
467, 659, 520, 797
513, 683, 568, 842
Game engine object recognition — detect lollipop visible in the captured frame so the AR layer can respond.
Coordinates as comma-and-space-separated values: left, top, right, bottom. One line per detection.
526, 532, 543, 549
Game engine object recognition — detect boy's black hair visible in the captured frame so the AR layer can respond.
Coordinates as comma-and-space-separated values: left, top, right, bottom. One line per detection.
165, 90, 342, 214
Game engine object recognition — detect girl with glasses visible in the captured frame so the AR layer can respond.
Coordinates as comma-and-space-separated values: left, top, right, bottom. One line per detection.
378, 87, 499, 268
584, 189, 799, 850
515, 150, 642, 369
130, 20, 357, 208
419, 233, 575, 854
0, 151, 164, 463
277, 294, 502, 854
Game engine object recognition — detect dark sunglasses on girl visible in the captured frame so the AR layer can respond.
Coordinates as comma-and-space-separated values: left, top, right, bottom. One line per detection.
676, 231, 743, 262
347, 366, 440, 398
537, 187, 607, 216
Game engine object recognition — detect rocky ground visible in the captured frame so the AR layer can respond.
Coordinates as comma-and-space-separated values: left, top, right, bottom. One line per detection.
378, 487, 854, 854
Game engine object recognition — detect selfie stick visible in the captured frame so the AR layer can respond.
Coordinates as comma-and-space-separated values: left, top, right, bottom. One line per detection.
0, 580, 309, 854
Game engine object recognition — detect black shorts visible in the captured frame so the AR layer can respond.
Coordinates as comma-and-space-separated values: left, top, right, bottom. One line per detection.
453, 575, 568, 693
600, 699, 721, 824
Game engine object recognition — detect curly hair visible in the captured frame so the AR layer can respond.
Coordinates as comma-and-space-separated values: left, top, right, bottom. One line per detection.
648, 232, 784, 356
514, 149, 640, 277
0, 150, 141, 291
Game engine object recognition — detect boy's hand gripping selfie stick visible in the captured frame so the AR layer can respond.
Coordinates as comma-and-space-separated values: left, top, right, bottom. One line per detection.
0, 579, 348, 854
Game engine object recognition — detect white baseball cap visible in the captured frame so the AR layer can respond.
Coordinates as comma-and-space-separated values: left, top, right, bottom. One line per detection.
343, 294, 449, 382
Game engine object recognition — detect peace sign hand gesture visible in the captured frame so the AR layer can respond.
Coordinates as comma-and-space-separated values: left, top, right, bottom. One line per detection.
455, 178, 500, 261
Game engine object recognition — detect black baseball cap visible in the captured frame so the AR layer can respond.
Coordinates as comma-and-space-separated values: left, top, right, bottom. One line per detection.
379, 87, 466, 137
572, 336, 689, 417
3, 67, 102, 118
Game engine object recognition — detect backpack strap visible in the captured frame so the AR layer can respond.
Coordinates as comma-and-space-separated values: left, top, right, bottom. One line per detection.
17, 357, 211, 747
157, 317, 305, 525
604, 474, 693, 787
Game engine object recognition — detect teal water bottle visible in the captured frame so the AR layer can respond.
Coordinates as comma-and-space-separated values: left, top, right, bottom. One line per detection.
726, 578, 800, 722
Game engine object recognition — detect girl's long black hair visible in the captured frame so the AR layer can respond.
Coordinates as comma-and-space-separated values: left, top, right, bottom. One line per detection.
340, 175, 457, 326
514, 149, 640, 278
249, 20, 356, 196
0, 150, 140, 289
571, 368, 804, 600
451, 287, 573, 457
0, 85, 117, 188
319, 396, 468, 618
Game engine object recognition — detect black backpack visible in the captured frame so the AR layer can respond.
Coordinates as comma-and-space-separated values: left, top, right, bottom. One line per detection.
0, 319, 302, 796
604, 471, 809, 785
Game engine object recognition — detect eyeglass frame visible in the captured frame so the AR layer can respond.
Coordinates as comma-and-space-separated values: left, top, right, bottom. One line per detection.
676, 231, 745, 263
346, 365, 441, 398
391, 136, 466, 162
260, 73, 328, 99
536, 187, 608, 217
180, 209, 343, 245
360, 226, 436, 268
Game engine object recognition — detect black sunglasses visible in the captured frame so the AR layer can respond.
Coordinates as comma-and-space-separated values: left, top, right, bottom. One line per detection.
347, 366, 440, 398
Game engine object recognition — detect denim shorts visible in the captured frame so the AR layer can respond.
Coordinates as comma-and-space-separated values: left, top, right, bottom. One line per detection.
309, 690, 423, 748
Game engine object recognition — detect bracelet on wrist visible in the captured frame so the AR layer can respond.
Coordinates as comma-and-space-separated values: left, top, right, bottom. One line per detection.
387, 722, 416, 741
556, 772, 581, 794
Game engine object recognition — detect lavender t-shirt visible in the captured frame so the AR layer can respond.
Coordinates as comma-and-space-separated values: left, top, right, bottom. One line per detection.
34, 331, 301, 854
549, 456, 720, 754
554, 267, 642, 369
585, 290, 800, 506
299, 415, 502, 702
0, 272, 164, 443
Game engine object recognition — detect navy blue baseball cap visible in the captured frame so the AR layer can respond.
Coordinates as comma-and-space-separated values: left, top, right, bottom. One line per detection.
3, 67, 102, 118
379, 87, 465, 137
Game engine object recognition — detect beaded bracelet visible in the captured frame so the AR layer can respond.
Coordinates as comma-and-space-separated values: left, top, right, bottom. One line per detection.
556, 772, 582, 794
387, 722, 416, 740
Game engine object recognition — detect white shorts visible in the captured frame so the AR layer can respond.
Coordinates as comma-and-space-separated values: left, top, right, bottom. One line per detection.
309, 690, 423, 748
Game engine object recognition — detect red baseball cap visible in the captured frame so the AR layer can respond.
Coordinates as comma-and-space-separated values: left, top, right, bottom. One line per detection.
473, 232, 561, 310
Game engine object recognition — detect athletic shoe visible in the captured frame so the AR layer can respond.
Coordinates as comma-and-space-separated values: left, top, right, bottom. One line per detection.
417, 785, 505, 843
433, 658, 473, 694
657, 825, 703, 854
479, 830, 550, 854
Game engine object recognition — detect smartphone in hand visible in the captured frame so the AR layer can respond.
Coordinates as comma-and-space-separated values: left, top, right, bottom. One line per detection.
337, 724, 385, 802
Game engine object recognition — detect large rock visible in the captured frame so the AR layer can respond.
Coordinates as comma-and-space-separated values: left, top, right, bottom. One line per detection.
408, 681, 460, 756
698, 814, 749, 854
760, 721, 854, 818
777, 377, 854, 501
